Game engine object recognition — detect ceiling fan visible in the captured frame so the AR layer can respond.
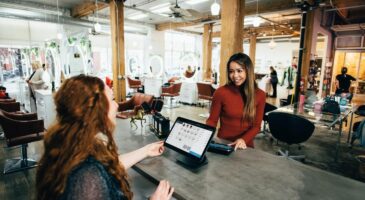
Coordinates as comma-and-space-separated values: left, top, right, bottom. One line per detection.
167, 0, 202, 20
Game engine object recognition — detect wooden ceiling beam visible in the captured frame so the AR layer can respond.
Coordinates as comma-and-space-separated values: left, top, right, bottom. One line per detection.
212, 24, 301, 39
72, 2, 109, 18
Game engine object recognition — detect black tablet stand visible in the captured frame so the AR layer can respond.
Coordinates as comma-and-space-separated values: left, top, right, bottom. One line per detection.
176, 155, 208, 169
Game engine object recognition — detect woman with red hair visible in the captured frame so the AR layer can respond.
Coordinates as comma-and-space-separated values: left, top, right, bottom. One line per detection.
36, 75, 173, 200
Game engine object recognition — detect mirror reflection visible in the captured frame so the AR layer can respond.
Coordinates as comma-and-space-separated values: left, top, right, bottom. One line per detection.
148, 55, 163, 77
128, 56, 140, 77
180, 54, 198, 79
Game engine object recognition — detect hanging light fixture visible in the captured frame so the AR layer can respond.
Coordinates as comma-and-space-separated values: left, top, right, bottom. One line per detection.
211, 0, 220, 16
253, 0, 260, 27
94, 0, 101, 32
56, 0, 63, 40
268, 36, 276, 49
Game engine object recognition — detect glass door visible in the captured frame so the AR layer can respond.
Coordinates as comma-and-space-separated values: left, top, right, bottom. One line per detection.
332, 51, 365, 96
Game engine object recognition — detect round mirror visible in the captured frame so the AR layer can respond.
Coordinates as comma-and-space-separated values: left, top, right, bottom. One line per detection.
127, 56, 140, 77
67, 45, 86, 77
179, 54, 198, 79
21, 52, 31, 77
30, 48, 41, 64
45, 49, 56, 80
45, 48, 61, 88
148, 55, 163, 77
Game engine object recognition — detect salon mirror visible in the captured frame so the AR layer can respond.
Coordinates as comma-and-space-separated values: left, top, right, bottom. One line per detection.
148, 55, 163, 77
180, 54, 198, 79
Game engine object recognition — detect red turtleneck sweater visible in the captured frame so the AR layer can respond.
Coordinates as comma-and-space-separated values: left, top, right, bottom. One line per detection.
206, 85, 266, 148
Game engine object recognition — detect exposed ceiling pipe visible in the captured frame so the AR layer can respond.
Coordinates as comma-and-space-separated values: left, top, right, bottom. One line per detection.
0, 12, 149, 36
0, 0, 69, 16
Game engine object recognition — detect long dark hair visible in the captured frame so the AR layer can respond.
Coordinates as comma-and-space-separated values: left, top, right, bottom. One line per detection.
36, 75, 132, 200
226, 52, 258, 123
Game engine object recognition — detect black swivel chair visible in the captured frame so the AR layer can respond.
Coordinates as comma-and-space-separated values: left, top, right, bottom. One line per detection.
280, 94, 293, 107
267, 112, 315, 161
355, 105, 365, 117
259, 103, 278, 135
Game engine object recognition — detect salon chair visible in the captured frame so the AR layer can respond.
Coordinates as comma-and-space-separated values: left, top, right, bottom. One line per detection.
127, 76, 143, 95
117, 93, 154, 127
197, 82, 215, 118
0, 110, 44, 174
259, 103, 278, 135
0, 101, 21, 112
0, 98, 16, 103
161, 82, 182, 109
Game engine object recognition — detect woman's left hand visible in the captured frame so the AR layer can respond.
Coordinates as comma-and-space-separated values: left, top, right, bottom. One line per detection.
228, 138, 247, 151
144, 141, 165, 157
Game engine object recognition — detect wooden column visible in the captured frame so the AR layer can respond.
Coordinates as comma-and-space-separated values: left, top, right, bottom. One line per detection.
202, 23, 213, 81
301, 10, 315, 91
110, 0, 126, 102
249, 34, 257, 66
219, 0, 245, 85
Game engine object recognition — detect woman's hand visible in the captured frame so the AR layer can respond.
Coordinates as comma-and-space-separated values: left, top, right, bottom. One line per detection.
150, 180, 174, 200
144, 141, 165, 157
228, 138, 247, 151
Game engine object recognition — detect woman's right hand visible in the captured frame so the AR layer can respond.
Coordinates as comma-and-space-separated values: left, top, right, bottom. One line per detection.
150, 180, 174, 200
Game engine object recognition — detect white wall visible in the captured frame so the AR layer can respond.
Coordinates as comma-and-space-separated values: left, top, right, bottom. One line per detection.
0, 18, 59, 47
244, 40, 300, 77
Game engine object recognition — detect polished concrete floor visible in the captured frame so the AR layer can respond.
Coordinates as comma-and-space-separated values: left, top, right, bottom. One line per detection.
1, 88, 365, 199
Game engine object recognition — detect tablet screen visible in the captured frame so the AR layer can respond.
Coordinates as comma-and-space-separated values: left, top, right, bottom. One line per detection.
165, 117, 215, 159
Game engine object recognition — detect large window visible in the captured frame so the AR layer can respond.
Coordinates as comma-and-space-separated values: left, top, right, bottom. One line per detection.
165, 31, 202, 77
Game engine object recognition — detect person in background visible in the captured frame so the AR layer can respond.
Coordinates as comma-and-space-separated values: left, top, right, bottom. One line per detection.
206, 53, 266, 150
42, 63, 52, 90
36, 75, 174, 200
281, 57, 297, 89
27, 61, 45, 112
0, 86, 9, 99
269, 66, 278, 98
336, 66, 356, 95
335, 67, 356, 103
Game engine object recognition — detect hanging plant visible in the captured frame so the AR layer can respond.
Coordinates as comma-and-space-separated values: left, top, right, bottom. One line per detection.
50, 42, 57, 48
80, 36, 92, 55
67, 36, 77, 46
31, 47, 39, 57
21, 48, 30, 55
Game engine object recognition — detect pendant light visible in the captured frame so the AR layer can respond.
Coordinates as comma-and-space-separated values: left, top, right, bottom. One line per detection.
268, 36, 276, 49
94, 0, 101, 32
252, 0, 260, 27
56, 0, 63, 40
211, 0, 220, 16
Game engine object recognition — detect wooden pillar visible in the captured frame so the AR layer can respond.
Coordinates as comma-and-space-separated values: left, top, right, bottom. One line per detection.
249, 34, 257, 66
219, 0, 245, 85
300, 10, 314, 91
202, 23, 213, 81
110, 0, 126, 102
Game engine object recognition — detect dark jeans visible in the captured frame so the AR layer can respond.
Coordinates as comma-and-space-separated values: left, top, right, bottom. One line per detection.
271, 82, 277, 97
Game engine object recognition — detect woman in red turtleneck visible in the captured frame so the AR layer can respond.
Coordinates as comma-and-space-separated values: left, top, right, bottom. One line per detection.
206, 53, 266, 150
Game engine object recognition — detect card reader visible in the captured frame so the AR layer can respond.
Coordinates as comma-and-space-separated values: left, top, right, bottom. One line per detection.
208, 141, 234, 155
